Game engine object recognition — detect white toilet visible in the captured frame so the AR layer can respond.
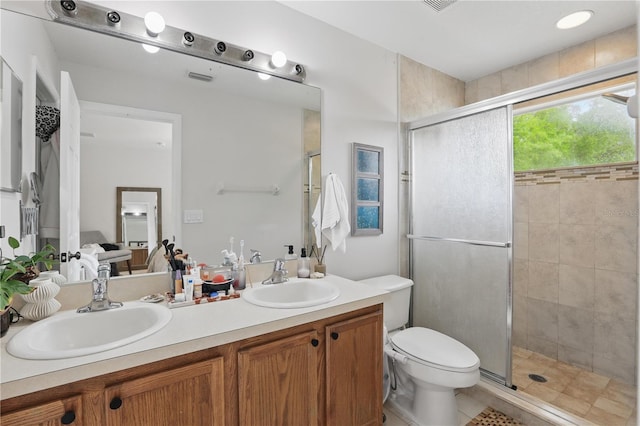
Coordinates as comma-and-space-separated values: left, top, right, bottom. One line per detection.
360, 275, 480, 426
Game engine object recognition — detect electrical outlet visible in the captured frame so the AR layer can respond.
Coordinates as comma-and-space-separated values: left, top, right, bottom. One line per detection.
0, 225, 5, 238
184, 209, 204, 224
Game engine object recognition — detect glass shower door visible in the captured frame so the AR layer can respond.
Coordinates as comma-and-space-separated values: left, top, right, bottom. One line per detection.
409, 106, 513, 385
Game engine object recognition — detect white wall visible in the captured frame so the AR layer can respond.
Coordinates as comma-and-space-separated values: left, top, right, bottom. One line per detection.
0, 10, 62, 256
80, 138, 171, 243
97, 0, 400, 279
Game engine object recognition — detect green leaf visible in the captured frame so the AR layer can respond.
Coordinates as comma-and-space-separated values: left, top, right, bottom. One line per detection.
8, 237, 20, 250
0, 279, 33, 310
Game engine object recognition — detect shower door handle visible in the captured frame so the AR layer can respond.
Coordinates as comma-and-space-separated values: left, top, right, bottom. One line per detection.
407, 234, 511, 248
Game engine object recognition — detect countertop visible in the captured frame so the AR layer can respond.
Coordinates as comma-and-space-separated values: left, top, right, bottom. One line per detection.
0, 275, 388, 399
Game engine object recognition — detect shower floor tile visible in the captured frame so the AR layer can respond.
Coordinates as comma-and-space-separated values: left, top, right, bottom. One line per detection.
512, 345, 637, 426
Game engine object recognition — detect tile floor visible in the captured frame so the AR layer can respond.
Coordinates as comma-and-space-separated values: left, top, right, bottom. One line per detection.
512, 346, 637, 426
383, 391, 489, 426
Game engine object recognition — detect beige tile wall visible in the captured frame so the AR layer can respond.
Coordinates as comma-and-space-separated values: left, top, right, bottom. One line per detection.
513, 169, 638, 385
465, 25, 637, 104
399, 55, 465, 122
398, 55, 466, 276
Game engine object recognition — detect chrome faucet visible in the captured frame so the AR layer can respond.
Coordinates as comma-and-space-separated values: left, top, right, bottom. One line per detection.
77, 263, 123, 313
262, 258, 288, 284
249, 249, 262, 264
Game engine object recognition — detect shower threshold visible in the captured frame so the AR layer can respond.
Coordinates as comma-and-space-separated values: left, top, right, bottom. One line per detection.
462, 378, 599, 426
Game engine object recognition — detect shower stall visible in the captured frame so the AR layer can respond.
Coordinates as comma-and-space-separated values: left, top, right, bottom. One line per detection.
404, 60, 638, 423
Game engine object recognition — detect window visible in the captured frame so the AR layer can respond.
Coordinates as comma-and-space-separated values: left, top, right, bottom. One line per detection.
513, 84, 636, 171
351, 143, 383, 235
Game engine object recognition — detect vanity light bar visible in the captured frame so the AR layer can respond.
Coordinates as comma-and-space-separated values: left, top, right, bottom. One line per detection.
45, 0, 307, 83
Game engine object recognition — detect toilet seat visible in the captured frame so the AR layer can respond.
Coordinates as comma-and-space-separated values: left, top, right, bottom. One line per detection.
390, 327, 480, 373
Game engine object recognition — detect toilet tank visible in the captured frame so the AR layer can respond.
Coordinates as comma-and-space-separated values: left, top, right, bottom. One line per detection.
359, 275, 414, 331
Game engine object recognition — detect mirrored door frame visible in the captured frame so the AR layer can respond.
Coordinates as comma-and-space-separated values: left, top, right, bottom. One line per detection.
116, 187, 162, 248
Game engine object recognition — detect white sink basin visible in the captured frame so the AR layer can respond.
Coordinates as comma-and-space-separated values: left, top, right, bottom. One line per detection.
7, 302, 172, 360
242, 279, 340, 308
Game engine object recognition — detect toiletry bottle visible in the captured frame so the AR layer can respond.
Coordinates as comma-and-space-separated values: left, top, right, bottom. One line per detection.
194, 279, 203, 298
284, 245, 297, 260
231, 262, 240, 290
235, 240, 246, 290
174, 269, 183, 294
297, 248, 310, 278
184, 276, 194, 302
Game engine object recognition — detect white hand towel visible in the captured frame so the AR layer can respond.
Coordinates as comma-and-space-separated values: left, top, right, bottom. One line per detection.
311, 196, 323, 249
80, 252, 100, 268
75, 257, 98, 280
78, 247, 97, 256
321, 174, 350, 253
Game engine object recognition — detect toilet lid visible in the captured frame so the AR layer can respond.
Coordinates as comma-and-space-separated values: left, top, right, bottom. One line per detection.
391, 328, 480, 372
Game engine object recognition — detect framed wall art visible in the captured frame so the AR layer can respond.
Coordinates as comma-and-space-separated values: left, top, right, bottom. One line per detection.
351, 143, 383, 236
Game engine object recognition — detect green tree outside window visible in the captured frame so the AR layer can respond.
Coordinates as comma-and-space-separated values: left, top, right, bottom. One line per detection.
513, 91, 636, 171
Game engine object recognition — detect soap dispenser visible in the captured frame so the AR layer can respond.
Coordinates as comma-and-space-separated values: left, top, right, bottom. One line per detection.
284, 245, 297, 260
297, 248, 310, 278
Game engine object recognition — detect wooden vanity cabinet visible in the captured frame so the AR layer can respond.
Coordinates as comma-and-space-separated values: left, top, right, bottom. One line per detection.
326, 312, 383, 426
1, 305, 383, 426
238, 330, 320, 425
236, 307, 383, 426
1, 395, 82, 426
104, 358, 225, 426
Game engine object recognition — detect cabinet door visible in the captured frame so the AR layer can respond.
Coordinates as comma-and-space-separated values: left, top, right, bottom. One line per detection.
104, 358, 224, 426
326, 311, 383, 426
238, 330, 319, 426
1, 395, 82, 426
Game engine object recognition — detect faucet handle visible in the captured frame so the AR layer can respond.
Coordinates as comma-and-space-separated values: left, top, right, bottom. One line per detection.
250, 249, 262, 264
273, 258, 286, 271
97, 262, 111, 278
92, 277, 105, 300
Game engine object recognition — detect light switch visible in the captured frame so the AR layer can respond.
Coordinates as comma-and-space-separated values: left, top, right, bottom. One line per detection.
183, 209, 204, 224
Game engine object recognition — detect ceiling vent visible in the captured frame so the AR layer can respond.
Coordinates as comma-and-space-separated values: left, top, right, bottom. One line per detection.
423, 0, 457, 12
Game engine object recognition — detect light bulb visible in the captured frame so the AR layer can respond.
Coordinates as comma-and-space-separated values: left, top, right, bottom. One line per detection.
142, 44, 160, 54
270, 51, 287, 68
144, 11, 165, 36
258, 73, 271, 81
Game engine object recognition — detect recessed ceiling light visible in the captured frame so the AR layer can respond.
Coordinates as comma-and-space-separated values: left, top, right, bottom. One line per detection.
556, 10, 593, 29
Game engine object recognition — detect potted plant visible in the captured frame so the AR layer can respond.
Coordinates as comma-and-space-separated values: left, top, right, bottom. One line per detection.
1, 237, 56, 335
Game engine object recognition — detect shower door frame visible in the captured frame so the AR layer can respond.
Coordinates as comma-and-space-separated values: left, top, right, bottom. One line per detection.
404, 57, 638, 391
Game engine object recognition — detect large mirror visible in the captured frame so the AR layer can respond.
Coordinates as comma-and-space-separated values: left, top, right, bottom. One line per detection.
1, 5, 321, 283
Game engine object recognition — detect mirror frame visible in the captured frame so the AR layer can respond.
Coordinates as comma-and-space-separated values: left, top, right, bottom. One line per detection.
116, 187, 162, 248
0, 57, 23, 193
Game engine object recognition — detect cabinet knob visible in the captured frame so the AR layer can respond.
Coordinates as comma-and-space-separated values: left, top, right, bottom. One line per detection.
109, 397, 123, 410
61, 410, 76, 424
331, 332, 339, 340
311, 338, 319, 347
